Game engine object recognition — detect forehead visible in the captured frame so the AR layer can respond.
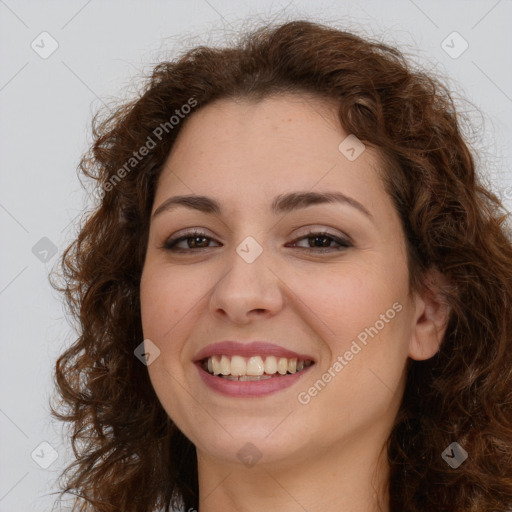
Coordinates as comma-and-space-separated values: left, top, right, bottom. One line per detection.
170, 93, 343, 155
157, 93, 383, 197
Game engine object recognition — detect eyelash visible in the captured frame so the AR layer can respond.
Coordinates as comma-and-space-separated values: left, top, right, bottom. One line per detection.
162, 230, 353, 253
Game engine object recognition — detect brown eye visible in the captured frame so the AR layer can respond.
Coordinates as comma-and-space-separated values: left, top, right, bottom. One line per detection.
163, 231, 221, 252
287, 231, 352, 252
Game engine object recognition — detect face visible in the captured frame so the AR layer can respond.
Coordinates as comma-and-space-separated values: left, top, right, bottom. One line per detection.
140, 93, 422, 471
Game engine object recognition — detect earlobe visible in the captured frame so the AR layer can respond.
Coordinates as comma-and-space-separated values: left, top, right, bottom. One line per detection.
408, 269, 451, 361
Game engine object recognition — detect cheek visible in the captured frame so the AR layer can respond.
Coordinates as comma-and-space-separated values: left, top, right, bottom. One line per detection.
295, 266, 411, 428
304, 260, 410, 346
302, 259, 412, 408
140, 264, 199, 343
139, 265, 203, 428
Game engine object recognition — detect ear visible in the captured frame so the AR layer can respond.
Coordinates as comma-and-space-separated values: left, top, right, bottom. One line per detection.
408, 268, 451, 361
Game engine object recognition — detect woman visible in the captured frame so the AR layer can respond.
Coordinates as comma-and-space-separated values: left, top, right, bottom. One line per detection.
52, 19, 512, 512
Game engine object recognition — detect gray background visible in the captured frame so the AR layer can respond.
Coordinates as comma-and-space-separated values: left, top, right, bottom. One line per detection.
1, 0, 511, 510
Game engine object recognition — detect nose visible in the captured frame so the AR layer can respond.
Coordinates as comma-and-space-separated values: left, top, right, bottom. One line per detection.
209, 243, 284, 324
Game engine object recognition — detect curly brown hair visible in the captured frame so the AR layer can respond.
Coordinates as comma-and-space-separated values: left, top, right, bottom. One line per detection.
51, 19, 512, 512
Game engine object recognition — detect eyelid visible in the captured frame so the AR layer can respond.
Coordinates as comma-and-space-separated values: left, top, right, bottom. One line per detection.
160, 228, 219, 250
164, 225, 350, 241
286, 231, 352, 251
291, 225, 353, 244
161, 225, 353, 253
164, 227, 216, 241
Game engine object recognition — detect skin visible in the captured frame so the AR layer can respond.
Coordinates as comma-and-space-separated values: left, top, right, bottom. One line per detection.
139, 93, 449, 512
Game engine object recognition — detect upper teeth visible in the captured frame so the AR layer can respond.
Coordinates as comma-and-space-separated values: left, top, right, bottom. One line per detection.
204, 355, 312, 376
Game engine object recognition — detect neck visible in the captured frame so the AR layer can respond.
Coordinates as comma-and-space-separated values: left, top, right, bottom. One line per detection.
196, 428, 390, 512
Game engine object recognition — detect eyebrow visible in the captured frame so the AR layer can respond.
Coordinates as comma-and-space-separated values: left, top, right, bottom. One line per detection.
152, 190, 373, 220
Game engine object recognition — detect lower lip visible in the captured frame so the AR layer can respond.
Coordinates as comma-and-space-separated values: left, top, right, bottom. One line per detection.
195, 363, 314, 397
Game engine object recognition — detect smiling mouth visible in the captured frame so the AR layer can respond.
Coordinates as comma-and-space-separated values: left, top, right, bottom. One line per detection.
200, 355, 314, 381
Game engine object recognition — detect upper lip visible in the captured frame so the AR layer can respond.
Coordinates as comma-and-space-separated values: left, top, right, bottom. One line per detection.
193, 341, 315, 362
